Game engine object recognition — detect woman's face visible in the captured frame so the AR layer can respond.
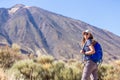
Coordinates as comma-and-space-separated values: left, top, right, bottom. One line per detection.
83, 32, 90, 40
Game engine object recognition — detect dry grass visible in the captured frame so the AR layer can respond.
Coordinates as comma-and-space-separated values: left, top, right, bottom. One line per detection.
0, 68, 7, 80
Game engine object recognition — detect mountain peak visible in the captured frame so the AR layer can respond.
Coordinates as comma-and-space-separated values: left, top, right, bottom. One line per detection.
8, 4, 30, 14
12, 4, 25, 8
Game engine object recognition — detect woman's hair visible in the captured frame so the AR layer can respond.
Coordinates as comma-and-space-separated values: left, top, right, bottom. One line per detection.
81, 33, 96, 46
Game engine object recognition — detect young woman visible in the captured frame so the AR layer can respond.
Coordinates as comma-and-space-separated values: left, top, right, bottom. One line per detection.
80, 30, 98, 80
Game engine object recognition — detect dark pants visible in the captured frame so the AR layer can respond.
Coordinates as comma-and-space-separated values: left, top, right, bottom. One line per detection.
81, 60, 98, 80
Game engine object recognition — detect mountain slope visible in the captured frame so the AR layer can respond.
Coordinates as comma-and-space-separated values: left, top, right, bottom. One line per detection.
0, 4, 120, 62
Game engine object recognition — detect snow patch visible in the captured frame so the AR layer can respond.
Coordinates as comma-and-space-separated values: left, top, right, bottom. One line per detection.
24, 6, 30, 9
8, 7, 20, 14
8, 6, 30, 14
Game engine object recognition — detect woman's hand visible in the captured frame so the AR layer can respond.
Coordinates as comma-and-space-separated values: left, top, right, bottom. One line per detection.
80, 50, 85, 54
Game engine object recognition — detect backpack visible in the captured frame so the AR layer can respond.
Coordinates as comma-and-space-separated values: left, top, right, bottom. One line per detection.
90, 42, 103, 63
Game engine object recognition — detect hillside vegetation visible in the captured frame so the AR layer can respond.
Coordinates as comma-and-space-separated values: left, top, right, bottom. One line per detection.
0, 46, 120, 80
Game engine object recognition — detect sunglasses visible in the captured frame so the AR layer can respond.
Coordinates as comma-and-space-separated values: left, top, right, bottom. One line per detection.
83, 32, 89, 35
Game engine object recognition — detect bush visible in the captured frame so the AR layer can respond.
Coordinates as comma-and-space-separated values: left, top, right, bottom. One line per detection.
6, 54, 120, 80
12, 43, 21, 52
61, 66, 81, 80
98, 64, 120, 80
53, 60, 65, 80
9, 60, 44, 80
9, 58, 83, 80
0, 47, 24, 69
0, 68, 7, 80
36, 55, 54, 64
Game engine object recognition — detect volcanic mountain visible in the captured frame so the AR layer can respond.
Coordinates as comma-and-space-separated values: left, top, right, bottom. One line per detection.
0, 4, 120, 63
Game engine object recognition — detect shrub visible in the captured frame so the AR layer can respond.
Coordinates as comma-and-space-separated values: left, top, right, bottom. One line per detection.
12, 43, 21, 52
98, 64, 120, 80
61, 66, 81, 80
6, 54, 120, 80
53, 60, 65, 80
0, 47, 24, 69
53, 60, 82, 80
36, 55, 54, 64
0, 68, 7, 80
9, 60, 44, 80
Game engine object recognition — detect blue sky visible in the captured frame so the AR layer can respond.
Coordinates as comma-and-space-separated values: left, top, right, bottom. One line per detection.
0, 0, 120, 36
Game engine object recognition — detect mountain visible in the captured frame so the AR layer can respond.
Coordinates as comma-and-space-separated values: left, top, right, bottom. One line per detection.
0, 4, 120, 63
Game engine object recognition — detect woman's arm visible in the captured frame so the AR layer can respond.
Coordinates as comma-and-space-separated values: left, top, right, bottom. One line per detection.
85, 45, 95, 55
